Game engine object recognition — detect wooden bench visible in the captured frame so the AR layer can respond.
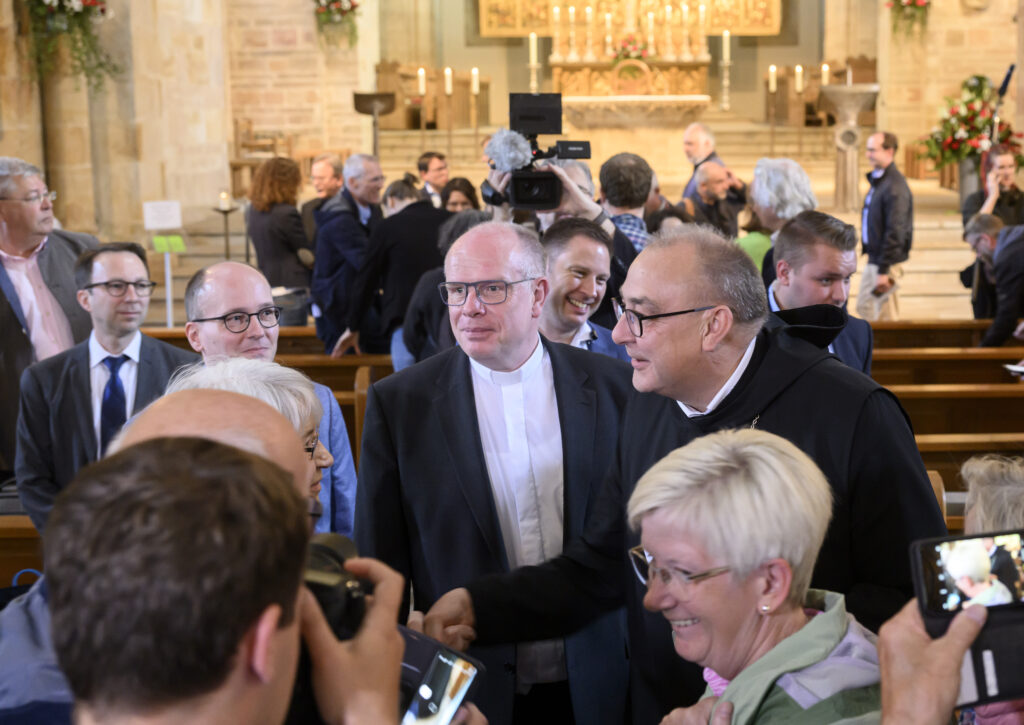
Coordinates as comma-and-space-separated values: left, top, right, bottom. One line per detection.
872, 347, 1024, 385
871, 320, 992, 349
0, 516, 42, 586
140, 326, 328, 355
276, 354, 392, 392
916, 433, 1024, 491
891, 383, 1024, 435
334, 365, 394, 468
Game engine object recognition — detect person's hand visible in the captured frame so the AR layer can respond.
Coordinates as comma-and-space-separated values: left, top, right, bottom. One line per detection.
724, 167, 745, 191
331, 329, 361, 358
485, 169, 513, 223
424, 587, 477, 651
300, 557, 406, 725
452, 703, 488, 725
873, 274, 894, 295
535, 161, 603, 220
878, 599, 987, 725
987, 168, 1001, 198
1013, 320, 1024, 341
660, 697, 733, 724
406, 609, 425, 633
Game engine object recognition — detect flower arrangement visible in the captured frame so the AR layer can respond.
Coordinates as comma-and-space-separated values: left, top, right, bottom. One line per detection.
886, 0, 929, 37
313, 0, 359, 47
614, 34, 652, 64
25, 0, 119, 89
921, 75, 1024, 169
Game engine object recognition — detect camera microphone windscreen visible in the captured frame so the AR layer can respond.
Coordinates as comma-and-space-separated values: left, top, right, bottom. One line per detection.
486, 128, 534, 173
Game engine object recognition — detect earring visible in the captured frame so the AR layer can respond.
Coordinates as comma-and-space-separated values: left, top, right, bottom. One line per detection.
759, 604, 770, 614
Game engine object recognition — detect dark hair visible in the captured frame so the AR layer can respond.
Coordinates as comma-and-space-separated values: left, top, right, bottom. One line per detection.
74, 242, 150, 290
541, 217, 614, 260
384, 173, 420, 205
441, 177, 480, 210
878, 131, 899, 153
249, 157, 302, 212
46, 437, 309, 715
647, 206, 695, 234
599, 152, 653, 209
417, 151, 446, 173
964, 212, 1005, 240
984, 144, 1017, 174
437, 210, 491, 256
775, 210, 857, 269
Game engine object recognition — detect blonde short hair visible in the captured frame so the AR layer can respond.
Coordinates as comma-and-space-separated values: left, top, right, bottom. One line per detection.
165, 358, 322, 433
945, 540, 991, 585
963, 455, 1024, 533
627, 429, 833, 606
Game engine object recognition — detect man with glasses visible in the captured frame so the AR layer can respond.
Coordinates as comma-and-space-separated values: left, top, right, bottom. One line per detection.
355, 221, 633, 725
14, 243, 196, 531
0, 157, 100, 480
183, 261, 357, 536
312, 153, 388, 353
425, 225, 946, 724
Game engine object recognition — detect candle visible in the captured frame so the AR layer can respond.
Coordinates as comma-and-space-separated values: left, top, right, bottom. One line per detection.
682, 2, 688, 28
698, 3, 706, 31
529, 32, 538, 65
553, 5, 560, 24
768, 64, 777, 93
647, 10, 654, 37
417, 67, 426, 96
569, 5, 575, 24
846, 66, 852, 85
605, 10, 611, 33
666, 4, 672, 22
586, 5, 592, 26
722, 30, 730, 62
471, 67, 479, 95
794, 64, 804, 93
821, 63, 829, 85
218, 190, 231, 211
444, 67, 452, 95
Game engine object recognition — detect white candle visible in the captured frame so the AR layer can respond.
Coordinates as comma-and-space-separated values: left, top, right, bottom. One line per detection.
569, 6, 575, 25
218, 190, 231, 211
417, 67, 426, 96
846, 66, 852, 85
768, 64, 777, 93
722, 29, 730, 62
471, 67, 479, 95
647, 11, 654, 37
605, 10, 611, 33
529, 32, 538, 65
698, 3, 706, 31
665, 5, 672, 22
794, 64, 804, 93
444, 67, 453, 95
821, 63, 829, 85
553, 5, 560, 24
682, 2, 688, 28
586, 5, 592, 26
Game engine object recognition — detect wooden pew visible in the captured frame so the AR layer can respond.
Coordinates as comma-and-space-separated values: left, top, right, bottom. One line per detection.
916, 433, 1024, 491
0, 516, 42, 586
276, 354, 392, 392
871, 320, 992, 349
891, 383, 1024, 435
334, 365, 394, 468
140, 326, 328, 355
872, 347, 1024, 385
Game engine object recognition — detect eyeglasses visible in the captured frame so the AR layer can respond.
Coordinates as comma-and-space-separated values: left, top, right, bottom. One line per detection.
439, 278, 537, 306
628, 545, 730, 597
613, 299, 715, 337
0, 190, 57, 204
304, 432, 319, 460
190, 306, 282, 333
83, 280, 157, 297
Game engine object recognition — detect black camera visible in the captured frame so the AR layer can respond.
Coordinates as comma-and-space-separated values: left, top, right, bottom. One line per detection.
481, 93, 590, 210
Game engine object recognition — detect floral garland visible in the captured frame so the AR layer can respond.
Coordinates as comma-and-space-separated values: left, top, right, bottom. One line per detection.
887, 0, 929, 38
313, 0, 359, 47
614, 34, 653, 64
25, 0, 119, 89
921, 75, 1024, 170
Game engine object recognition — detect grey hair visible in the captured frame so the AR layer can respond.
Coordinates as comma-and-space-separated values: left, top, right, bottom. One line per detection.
749, 158, 817, 220
445, 221, 544, 278
313, 153, 345, 178
552, 158, 594, 196
627, 429, 833, 607
685, 122, 715, 147
963, 455, 1024, 533
695, 160, 724, 187
165, 358, 322, 434
0, 157, 44, 199
648, 225, 769, 333
342, 153, 378, 184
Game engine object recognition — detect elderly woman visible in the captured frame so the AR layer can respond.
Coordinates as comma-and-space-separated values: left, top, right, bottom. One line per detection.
736, 158, 817, 281
165, 357, 334, 518
627, 429, 880, 724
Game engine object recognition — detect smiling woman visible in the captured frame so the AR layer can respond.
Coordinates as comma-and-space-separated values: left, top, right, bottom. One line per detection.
626, 429, 882, 725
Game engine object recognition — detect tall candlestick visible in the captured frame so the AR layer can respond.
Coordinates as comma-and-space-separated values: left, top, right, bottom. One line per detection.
768, 64, 777, 93
583, 5, 596, 61
821, 63, 830, 85
625, 0, 636, 31
444, 67, 453, 95
604, 11, 613, 56
794, 64, 804, 93
846, 66, 853, 85
681, 2, 692, 60
529, 32, 538, 65
568, 5, 575, 24
551, 6, 563, 61
663, 4, 675, 61
567, 5, 579, 61
471, 67, 480, 95
698, 3, 709, 60
722, 29, 730, 63
417, 67, 426, 96
586, 5, 592, 25
647, 11, 655, 50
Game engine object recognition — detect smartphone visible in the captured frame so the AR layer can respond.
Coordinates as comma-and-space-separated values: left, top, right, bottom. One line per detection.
398, 626, 483, 724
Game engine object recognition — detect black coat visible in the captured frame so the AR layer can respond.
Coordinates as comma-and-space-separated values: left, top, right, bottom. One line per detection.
402, 267, 455, 362
246, 203, 313, 289
981, 224, 1024, 346
862, 164, 913, 273
467, 317, 945, 724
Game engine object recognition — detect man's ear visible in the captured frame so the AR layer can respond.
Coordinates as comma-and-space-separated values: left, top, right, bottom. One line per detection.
531, 277, 549, 317
183, 322, 204, 355
776, 259, 793, 286
700, 306, 734, 351
76, 289, 91, 313
247, 604, 284, 684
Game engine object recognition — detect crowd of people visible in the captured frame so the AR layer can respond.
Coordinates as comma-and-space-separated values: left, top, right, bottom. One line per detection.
0, 119, 1022, 725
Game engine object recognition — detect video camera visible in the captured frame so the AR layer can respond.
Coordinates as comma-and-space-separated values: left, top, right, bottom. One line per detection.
481, 93, 591, 210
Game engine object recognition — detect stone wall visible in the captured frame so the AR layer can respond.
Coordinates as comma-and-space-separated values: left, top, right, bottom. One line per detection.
0, 1, 44, 172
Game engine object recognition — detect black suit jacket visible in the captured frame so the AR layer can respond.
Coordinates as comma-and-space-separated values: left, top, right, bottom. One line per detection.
832, 315, 874, 375
982, 225, 1024, 346
0, 229, 98, 473
355, 339, 632, 725
15, 334, 197, 531
301, 197, 326, 245
246, 203, 313, 289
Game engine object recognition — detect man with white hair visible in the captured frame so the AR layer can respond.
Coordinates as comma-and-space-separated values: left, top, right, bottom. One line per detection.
311, 152, 386, 352
946, 540, 1013, 608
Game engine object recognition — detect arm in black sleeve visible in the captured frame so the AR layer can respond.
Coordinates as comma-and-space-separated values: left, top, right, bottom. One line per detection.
961, 191, 984, 227
345, 224, 390, 332
981, 254, 1024, 346
878, 184, 913, 274
274, 206, 313, 254
14, 368, 58, 533
402, 270, 441, 362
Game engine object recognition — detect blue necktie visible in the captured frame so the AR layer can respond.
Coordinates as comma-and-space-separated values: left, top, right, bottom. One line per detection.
100, 355, 128, 455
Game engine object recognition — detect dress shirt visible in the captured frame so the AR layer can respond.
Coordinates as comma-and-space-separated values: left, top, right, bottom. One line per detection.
568, 321, 595, 350
767, 282, 834, 355
355, 200, 371, 227
424, 182, 442, 208
611, 212, 651, 253
89, 331, 141, 457
861, 168, 884, 245
469, 337, 567, 688
0, 239, 75, 361
678, 336, 756, 418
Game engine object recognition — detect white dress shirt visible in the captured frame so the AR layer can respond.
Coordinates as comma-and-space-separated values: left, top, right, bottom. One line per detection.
469, 337, 567, 688
678, 336, 757, 418
568, 321, 595, 350
89, 330, 142, 456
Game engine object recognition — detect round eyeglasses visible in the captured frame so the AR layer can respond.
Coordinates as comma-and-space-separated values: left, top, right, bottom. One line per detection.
83, 280, 157, 297
190, 306, 282, 333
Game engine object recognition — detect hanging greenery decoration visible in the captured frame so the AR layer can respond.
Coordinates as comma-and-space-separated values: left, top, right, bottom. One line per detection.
24, 0, 120, 90
313, 0, 359, 48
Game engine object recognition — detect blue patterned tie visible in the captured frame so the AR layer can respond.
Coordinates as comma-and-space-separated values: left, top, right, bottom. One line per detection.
100, 355, 128, 455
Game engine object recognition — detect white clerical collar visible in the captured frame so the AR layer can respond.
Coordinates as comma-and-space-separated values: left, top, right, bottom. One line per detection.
678, 336, 757, 418
89, 329, 142, 368
468, 335, 544, 386
569, 321, 595, 349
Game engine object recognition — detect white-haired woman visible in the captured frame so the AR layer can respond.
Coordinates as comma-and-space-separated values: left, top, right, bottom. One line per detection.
165, 357, 334, 507
737, 158, 817, 278
627, 429, 880, 724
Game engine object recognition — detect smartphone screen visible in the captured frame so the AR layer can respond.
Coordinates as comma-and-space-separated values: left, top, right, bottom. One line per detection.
398, 627, 480, 725
916, 532, 1024, 613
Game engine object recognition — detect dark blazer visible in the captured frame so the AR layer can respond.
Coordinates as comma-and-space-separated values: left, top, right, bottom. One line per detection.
587, 322, 630, 362
346, 200, 450, 335
300, 196, 326, 245
686, 191, 739, 238
355, 339, 633, 725
15, 335, 197, 531
832, 315, 874, 375
589, 227, 638, 329
246, 203, 313, 289
862, 164, 913, 273
0, 229, 98, 473
981, 224, 1024, 346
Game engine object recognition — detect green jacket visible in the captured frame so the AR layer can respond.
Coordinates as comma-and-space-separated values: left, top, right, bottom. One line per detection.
708, 590, 881, 725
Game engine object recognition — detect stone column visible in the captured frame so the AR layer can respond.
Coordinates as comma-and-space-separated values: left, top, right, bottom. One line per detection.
0, 0, 44, 169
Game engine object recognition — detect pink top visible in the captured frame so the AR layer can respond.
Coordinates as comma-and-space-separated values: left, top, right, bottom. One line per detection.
0, 238, 75, 361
